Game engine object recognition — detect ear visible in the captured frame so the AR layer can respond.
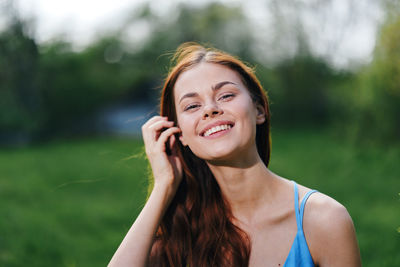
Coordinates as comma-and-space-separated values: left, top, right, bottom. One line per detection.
255, 103, 266, 125
179, 133, 188, 146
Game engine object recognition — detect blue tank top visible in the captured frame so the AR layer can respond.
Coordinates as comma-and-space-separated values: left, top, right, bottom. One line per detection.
283, 181, 317, 267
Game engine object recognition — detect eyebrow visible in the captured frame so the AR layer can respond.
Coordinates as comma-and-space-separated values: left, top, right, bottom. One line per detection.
178, 81, 236, 104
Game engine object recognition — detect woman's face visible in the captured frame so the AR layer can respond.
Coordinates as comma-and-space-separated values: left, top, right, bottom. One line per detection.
173, 62, 265, 163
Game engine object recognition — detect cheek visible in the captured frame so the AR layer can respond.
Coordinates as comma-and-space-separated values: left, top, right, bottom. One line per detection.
232, 97, 256, 121
177, 115, 195, 137
177, 116, 198, 147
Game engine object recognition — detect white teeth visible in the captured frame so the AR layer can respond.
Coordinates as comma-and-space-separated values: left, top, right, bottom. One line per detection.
204, 124, 232, 137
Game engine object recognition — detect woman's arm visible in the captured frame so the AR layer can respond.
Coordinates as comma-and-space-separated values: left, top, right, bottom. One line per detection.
304, 194, 362, 267
108, 116, 182, 267
108, 184, 175, 266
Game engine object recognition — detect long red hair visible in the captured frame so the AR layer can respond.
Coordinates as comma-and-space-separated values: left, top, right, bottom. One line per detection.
148, 42, 271, 266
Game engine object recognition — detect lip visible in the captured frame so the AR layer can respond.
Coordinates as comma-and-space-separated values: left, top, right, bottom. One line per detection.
199, 120, 235, 136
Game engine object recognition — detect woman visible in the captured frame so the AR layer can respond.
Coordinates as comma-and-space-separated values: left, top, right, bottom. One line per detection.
109, 43, 361, 266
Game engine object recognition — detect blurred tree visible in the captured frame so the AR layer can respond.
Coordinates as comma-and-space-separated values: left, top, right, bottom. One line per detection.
122, 2, 255, 57
260, 0, 383, 67
268, 54, 335, 126
353, 10, 400, 143
0, 1, 41, 144
262, 35, 339, 126
172, 2, 254, 59
38, 37, 141, 134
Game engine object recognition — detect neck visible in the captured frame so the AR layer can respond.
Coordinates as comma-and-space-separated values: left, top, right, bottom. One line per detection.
206, 152, 279, 224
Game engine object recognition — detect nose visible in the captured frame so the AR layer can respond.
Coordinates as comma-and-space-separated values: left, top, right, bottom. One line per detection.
202, 101, 223, 119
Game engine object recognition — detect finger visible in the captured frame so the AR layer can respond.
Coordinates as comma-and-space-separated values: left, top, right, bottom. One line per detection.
157, 127, 181, 151
142, 116, 166, 139
169, 134, 176, 148
141, 116, 167, 129
142, 120, 174, 143
148, 119, 174, 131
150, 120, 175, 141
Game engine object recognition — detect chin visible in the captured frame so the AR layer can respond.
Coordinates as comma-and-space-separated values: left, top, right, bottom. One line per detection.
193, 144, 242, 162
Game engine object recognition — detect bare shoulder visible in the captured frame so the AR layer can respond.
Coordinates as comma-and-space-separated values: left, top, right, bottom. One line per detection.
299, 187, 361, 266
303, 190, 353, 232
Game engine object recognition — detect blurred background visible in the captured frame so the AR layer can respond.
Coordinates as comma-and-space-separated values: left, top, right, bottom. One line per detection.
0, 0, 399, 266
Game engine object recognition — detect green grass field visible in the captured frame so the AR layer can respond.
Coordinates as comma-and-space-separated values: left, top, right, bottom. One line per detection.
1, 129, 399, 266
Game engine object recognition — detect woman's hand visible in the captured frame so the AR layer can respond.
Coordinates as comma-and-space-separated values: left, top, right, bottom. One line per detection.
142, 116, 183, 197
109, 117, 183, 267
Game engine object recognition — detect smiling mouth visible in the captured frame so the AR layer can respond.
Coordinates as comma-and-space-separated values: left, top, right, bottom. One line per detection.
203, 124, 233, 137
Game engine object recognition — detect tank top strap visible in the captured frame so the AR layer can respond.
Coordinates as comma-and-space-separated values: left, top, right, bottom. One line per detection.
292, 181, 318, 229
299, 189, 318, 228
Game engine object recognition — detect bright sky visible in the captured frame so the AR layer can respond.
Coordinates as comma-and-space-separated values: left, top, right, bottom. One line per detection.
12, 0, 384, 68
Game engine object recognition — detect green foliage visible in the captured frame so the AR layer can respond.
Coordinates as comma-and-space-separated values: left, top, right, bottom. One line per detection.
171, 2, 254, 58
38, 38, 144, 132
267, 54, 336, 126
352, 15, 400, 143
0, 19, 41, 134
1, 131, 399, 266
